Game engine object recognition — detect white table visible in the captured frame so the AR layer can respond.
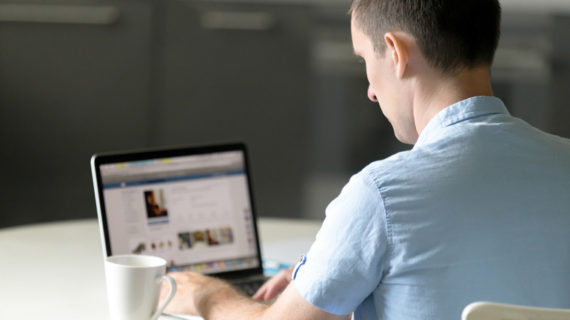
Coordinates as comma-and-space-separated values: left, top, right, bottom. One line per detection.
0, 218, 321, 320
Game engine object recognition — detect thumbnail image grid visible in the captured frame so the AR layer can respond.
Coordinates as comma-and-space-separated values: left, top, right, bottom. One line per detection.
130, 238, 173, 254
177, 227, 234, 250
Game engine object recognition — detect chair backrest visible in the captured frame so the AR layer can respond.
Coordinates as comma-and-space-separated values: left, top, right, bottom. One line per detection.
462, 302, 570, 320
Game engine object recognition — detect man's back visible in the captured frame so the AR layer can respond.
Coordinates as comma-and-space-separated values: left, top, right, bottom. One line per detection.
367, 96, 570, 318
293, 97, 570, 319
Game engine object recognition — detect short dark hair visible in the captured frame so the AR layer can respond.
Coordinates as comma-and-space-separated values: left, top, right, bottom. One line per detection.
349, 0, 501, 74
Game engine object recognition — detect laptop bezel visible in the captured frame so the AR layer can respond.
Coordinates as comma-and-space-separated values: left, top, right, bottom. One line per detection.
91, 142, 265, 280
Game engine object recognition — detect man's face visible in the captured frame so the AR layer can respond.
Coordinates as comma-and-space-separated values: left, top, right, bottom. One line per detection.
351, 18, 416, 144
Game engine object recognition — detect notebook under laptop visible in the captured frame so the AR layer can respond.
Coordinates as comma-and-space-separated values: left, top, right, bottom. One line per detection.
91, 143, 268, 295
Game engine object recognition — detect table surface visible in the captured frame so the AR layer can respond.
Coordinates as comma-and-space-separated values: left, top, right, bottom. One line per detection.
0, 218, 322, 320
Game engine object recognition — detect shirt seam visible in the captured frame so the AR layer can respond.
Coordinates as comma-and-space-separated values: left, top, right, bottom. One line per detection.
363, 168, 393, 247
364, 168, 395, 286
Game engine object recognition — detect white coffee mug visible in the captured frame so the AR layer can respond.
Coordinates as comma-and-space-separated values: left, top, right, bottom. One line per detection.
105, 255, 177, 320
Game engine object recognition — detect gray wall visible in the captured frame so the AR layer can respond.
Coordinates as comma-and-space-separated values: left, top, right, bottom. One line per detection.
1, 1, 569, 228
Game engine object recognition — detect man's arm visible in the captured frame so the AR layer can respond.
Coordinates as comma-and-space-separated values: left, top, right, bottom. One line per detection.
253, 267, 294, 301
162, 271, 348, 320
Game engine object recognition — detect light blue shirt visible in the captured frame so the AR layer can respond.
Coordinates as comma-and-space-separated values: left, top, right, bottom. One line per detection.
293, 96, 570, 319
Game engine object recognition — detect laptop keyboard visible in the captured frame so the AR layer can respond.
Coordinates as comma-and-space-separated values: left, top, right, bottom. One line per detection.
234, 278, 267, 296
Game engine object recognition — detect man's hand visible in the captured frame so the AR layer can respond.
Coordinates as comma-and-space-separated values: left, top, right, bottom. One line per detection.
159, 271, 235, 316
160, 271, 266, 318
253, 267, 294, 301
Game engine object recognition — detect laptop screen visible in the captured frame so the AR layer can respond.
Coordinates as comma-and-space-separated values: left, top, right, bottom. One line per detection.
94, 146, 261, 275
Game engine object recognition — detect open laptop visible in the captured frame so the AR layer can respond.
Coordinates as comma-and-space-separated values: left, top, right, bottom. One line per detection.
91, 143, 268, 296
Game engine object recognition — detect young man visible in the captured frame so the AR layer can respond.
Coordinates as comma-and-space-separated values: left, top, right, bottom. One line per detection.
162, 0, 570, 319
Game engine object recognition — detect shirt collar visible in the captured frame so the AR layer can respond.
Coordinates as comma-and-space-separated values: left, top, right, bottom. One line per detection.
414, 96, 509, 147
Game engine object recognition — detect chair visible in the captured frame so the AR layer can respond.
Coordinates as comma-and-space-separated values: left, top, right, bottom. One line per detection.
462, 301, 570, 320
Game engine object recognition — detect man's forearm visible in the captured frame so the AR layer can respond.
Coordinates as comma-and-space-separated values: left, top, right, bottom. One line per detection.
196, 279, 268, 320
198, 280, 349, 320
164, 271, 346, 320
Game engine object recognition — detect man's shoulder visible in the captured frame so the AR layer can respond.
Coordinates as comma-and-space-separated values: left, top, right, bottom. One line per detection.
359, 149, 425, 188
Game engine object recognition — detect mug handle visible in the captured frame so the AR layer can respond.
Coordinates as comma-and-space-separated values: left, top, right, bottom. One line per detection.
150, 275, 177, 320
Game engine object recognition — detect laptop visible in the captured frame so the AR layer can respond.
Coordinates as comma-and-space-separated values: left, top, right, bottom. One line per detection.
91, 143, 268, 295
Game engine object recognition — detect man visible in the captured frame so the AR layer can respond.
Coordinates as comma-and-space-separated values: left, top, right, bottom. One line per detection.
162, 0, 570, 319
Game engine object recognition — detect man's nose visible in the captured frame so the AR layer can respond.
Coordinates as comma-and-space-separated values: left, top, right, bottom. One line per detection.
367, 85, 378, 102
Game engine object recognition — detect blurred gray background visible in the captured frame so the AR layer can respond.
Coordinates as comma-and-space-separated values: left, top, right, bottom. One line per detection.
1, 0, 569, 228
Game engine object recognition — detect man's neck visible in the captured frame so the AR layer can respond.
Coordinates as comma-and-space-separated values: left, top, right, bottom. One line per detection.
412, 66, 494, 139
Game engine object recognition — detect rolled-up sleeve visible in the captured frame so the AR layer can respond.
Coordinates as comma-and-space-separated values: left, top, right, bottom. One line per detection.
293, 170, 389, 315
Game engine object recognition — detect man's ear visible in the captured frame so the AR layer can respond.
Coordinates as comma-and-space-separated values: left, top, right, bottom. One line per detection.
384, 32, 409, 79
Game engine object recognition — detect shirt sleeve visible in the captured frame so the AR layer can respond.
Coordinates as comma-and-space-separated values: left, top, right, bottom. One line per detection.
292, 169, 389, 315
